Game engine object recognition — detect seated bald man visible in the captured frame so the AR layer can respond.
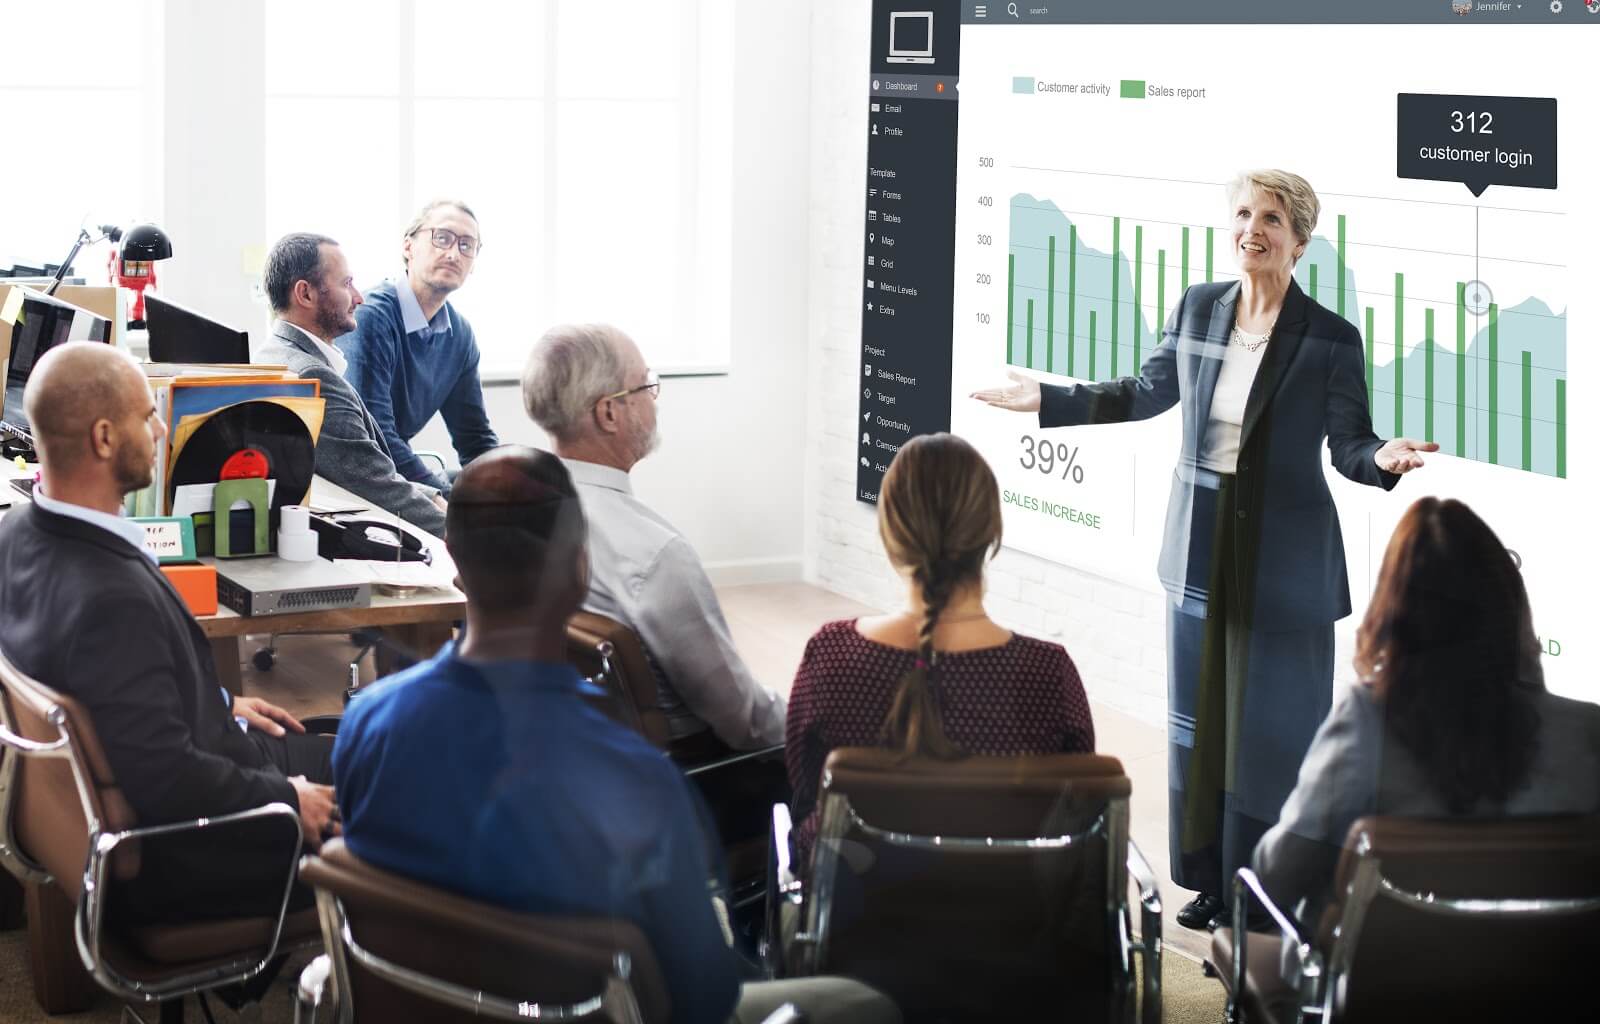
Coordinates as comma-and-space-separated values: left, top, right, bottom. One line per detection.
0, 342, 338, 926
334, 448, 898, 1024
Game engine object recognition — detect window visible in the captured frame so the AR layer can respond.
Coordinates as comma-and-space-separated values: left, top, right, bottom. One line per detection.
264, 0, 733, 376
0, 1, 162, 278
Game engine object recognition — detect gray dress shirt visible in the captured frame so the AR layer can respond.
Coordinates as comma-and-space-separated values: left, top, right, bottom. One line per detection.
563, 458, 785, 750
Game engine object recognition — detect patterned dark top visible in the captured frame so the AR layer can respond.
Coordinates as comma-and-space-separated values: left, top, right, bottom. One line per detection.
785, 619, 1096, 868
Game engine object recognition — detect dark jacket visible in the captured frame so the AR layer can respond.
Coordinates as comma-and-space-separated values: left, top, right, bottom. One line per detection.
1040, 279, 1398, 631
0, 504, 296, 824
257, 319, 446, 537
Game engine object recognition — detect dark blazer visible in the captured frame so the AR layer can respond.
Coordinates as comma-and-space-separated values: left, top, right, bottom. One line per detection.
0, 504, 296, 825
257, 319, 446, 537
1040, 279, 1398, 631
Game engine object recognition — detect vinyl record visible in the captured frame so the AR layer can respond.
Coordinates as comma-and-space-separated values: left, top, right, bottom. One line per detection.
169, 400, 315, 512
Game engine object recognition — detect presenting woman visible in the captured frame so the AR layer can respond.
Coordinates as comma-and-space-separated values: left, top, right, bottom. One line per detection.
972, 170, 1436, 930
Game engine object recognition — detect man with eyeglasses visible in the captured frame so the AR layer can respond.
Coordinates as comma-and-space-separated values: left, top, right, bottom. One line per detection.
522, 324, 786, 752
337, 199, 499, 494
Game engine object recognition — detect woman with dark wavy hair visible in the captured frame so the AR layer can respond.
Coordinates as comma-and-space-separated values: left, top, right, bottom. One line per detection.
1254, 497, 1600, 923
784, 433, 1096, 869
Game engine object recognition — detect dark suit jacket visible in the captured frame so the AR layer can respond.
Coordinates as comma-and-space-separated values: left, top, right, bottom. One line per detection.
256, 319, 446, 537
1040, 279, 1398, 631
0, 505, 296, 825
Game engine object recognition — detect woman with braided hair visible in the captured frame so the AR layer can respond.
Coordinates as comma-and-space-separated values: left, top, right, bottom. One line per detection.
785, 433, 1095, 870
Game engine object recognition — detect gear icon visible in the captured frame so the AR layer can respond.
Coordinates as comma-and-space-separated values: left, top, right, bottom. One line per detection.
1550, 0, 1563, 13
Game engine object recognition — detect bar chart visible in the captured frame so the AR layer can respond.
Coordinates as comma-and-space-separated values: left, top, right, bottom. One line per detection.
1005, 193, 1568, 478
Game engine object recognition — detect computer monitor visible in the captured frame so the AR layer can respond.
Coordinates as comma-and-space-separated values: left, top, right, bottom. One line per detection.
145, 293, 251, 365
1, 287, 112, 434
888, 11, 934, 64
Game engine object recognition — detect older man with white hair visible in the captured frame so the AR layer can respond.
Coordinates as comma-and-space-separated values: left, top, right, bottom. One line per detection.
522, 324, 784, 751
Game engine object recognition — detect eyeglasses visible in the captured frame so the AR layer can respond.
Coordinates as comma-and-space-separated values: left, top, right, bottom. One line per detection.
417, 227, 482, 258
599, 370, 661, 403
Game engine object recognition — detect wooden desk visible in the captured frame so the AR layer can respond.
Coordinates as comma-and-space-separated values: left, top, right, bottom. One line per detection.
0, 469, 464, 694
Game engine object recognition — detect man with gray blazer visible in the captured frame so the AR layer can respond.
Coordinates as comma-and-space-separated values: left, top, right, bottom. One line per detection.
258, 233, 446, 536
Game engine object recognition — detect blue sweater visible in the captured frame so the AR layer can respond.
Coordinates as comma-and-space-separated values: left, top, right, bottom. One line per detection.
336, 281, 498, 491
333, 644, 741, 1024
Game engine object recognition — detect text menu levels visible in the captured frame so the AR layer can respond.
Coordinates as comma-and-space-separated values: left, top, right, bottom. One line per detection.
857, 0, 961, 504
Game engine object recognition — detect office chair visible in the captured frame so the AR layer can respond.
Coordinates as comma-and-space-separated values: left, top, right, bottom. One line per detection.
767, 748, 1161, 1023
0, 647, 319, 1022
1209, 814, 1600, 1023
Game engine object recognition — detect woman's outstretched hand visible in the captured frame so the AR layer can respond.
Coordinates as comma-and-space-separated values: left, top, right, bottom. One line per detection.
1374, 437, 1439, 475
970, 370, 1042, 413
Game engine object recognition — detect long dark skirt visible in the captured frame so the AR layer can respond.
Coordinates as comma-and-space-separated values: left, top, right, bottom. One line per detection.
1165, 473, 1334, 897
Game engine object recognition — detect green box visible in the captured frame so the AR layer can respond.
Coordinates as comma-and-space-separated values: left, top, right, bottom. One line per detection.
1120, 79, 1145, 99
1012, 76, 1035, 94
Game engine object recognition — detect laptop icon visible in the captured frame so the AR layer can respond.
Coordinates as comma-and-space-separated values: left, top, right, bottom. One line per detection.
887, 11, 934, 64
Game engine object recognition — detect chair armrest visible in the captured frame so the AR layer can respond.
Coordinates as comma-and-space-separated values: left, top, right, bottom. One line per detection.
294, 953, 333, 1023
758, 1004, 805, 1024
763, 802, 804, 979
684, 742, 785, 778
80, 802, 304, 1001
1229, 867, 1323, 1020
1126, 839, 1162, 1024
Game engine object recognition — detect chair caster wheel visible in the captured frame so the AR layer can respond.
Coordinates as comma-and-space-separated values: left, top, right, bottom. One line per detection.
252, 648, 276, 671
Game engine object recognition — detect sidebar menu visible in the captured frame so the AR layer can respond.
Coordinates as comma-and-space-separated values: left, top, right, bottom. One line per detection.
857, 0, 960, 504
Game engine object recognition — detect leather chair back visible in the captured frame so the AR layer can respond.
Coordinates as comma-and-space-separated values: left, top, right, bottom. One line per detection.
0, 648, 139, 900
1325, 814, 1600, 1021
807, 748, 1132, 1021
301, 839, 671, 1023
565, 611, 674, 749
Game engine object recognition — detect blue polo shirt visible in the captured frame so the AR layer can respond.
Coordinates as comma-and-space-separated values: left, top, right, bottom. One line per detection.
333, 644, 740, 1024
336, 280, 498, 492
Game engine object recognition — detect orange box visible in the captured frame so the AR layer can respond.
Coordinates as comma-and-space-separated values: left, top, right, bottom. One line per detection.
161, 563, 218, 616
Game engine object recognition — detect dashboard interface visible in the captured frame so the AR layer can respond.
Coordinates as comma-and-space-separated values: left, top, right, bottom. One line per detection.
856, 0, 1594, 698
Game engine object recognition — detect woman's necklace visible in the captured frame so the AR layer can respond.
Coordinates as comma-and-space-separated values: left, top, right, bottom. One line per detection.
1231, 323, 1273, 353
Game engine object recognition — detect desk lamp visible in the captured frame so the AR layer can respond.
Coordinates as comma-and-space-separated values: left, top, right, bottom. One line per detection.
110, 223, 174, 327
44, 222, 124, 295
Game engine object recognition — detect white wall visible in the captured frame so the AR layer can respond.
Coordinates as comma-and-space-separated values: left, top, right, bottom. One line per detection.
799, 0, 1169, 727
409, 3, 812, 581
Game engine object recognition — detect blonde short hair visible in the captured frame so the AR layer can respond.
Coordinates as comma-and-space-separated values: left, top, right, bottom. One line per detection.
1226, 170, 1320, 247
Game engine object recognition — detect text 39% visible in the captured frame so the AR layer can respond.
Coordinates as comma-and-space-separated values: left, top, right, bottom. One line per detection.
1019, 436, 1085, 482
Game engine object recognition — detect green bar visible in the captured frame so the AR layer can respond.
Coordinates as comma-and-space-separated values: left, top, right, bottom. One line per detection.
1157, 249, 1166, 342
1133, 225, 1143, 370
1365, 306, 1375, 403
1046, 236, 1056, 374
1394, 272, 1404, 438
1308, 263, 1318, 304
1556, 378, 1567, 478
1026, 299, 1035, 369
1456, 283, 1466, 457
1181, 227, 1190, 291
1089, 310, 1097, 380
1006, 253, 1016, 365
1120, 79, 1146, 98
1111, 217, 1121, 379
1205, 227, 1213, 283
1068, 226, 1077, 377
1488, 303, 1499, 464
1521, 351, 1532, 471
1336, 214, 1346, 319
1424, 308, 1434, 443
